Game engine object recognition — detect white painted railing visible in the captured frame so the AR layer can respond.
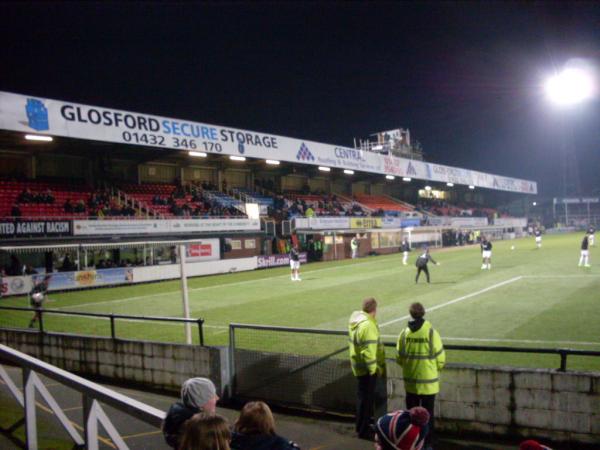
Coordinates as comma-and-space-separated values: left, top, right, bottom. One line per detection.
0, 344, 165, 450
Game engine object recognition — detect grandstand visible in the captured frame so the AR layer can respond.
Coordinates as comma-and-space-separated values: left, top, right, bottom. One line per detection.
0, 90, 598, 448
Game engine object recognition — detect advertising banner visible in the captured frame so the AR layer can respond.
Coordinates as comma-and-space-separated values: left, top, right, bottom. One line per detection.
0, 220, 71, 238
400, 218, 422, 228
381, 217, 403, 229
0, 91, 537, 194
493, 217, 527, 228
350, 217, 383, 229
32, 268, 133, 291
185, 239, 220, 262
1, 275, 33, 296
256, 252, 308, 269
294, 217, 350, 230
428, 217, 488, 227
72, 218, 260, 236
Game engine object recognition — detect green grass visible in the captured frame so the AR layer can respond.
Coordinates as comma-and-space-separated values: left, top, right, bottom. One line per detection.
1, 233, 599, 371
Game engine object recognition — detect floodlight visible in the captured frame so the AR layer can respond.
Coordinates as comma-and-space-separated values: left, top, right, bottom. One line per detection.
386, 175, 395, 180
446, 182, 454, 187
402, 177, 411, 182
468, 185, 475, 190
533, 201, 537, 206
344, 169, 354, 175
25, 134, 53, 142
229, 155, 246, 161
544, 67, 595, 106
189, 151, 207, 157
265, 159, 280, 165
318, 166, 331, 172
425, 185, 432, 191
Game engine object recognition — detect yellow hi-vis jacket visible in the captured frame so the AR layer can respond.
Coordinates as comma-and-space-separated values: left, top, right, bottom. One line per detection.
348, 311, 386, 377
396, 320, 445, 395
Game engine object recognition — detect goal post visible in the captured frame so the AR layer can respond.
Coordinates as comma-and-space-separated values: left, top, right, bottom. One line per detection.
179, 244, 192, 344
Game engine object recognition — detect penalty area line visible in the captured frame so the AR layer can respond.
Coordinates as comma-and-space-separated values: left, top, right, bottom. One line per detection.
379, 275, 523, 328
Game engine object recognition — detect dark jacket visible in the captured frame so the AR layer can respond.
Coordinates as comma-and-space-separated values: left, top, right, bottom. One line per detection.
415, 253, 436, 268
162, 402, 197, 449
231, 432, 300, 450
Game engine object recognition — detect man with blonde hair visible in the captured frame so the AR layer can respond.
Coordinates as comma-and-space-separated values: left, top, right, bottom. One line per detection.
349, 297, 386, 439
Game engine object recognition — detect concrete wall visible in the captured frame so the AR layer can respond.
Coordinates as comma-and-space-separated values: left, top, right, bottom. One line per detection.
0, 329, 229, 396
2, 328, 598, 445
387, 363, 600, 445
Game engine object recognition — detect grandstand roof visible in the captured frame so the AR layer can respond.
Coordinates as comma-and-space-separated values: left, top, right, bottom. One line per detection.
0, 91, 537, 195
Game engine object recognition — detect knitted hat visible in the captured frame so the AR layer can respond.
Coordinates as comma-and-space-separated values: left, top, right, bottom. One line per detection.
376, 407, 430, 450
520, 440, 552, 450
181, 377, 217, 410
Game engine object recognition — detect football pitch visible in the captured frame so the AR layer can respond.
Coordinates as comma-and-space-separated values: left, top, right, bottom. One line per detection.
1, 233, 599, 371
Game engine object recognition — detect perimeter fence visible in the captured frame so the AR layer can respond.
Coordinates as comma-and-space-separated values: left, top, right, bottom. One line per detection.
229, 323, 600, 414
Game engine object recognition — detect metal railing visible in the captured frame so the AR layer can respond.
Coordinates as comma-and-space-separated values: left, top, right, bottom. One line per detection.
384, 342, 600, 372
231, 323, 600, 372
0, 343, 165, 450
0, 306, 205, 346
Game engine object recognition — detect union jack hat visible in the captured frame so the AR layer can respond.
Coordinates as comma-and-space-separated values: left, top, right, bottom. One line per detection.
375, 408, 429, 450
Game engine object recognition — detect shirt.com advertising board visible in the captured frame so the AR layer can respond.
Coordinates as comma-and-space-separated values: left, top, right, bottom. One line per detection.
0, 91, 537, 194
256, 253, 308, 269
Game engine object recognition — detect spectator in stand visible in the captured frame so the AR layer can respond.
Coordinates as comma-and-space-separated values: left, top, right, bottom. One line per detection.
18, 188, 33, 203
180, 413, 231, 450
75, 200, 86, 213
11, 204, 21, 217
64, 199, 74, 213
231, 401, 300, 450
163, 377, 219, 449
23, 264, 38, 275
61, 255, 75, 272
44, 189, 55, 203
7, 254, 22, 276
374, 407, 430, 450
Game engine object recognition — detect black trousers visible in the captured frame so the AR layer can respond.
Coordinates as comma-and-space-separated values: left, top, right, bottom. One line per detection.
406, 392, 436, 446
356, 374, 377, 438
416, 265, 430, 283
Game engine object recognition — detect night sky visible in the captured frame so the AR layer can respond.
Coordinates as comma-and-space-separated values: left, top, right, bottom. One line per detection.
2, 1, 600, 196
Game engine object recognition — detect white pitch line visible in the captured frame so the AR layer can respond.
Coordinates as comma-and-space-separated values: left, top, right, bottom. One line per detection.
380, 335, 600, 347
523, 274, 600, 279
379, 276, 523, 328
56, 256, 395, 310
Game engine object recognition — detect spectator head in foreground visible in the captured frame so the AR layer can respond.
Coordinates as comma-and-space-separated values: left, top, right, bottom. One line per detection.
232, 401, 300, 449
375, 407, 430, 450
182, 377, 219, 414
180, 413, 231, 450
163, 378, 219, 449
234, 401, 277, 435
520, 440, 553, 450
409, 302, 425, 320
362, 297, 377, 317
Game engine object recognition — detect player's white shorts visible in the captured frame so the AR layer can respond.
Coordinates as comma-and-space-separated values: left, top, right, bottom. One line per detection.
482, 250, 492, 259
535, 237, 542, 243
581, 250, 589, 257
290, 260, 300, 270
